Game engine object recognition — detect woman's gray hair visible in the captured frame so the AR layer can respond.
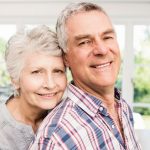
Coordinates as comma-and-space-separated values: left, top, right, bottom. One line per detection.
56, 2, 107, 53
5, 25, 62, 83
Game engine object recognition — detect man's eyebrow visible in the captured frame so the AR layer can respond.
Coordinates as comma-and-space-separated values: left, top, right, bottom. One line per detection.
103, 29, 115, 35
74, 34, 91, 41
74, 29, 115, 41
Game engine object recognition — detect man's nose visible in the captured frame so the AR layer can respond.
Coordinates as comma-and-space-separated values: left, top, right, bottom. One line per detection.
93, 39, 109, 55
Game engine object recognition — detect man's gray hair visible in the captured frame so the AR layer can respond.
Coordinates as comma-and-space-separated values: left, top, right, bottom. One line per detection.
56, 2, 107, 53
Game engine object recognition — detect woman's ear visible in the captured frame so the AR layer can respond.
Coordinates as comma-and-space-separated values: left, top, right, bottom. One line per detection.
11, 78, 20, 97
63, 53, 70, 67
11, 78, 20, 90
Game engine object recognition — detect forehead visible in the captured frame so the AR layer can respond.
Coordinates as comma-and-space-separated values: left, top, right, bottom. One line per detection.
66, 10, 113, 36
23, 52, 64, 68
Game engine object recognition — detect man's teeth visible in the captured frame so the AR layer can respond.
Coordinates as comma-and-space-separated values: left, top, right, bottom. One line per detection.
95, 63, 110, 68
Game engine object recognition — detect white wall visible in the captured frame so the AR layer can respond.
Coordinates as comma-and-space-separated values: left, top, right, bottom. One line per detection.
0, 0, 150, 24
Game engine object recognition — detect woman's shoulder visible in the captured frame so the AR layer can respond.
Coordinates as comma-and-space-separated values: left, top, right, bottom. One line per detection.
0, 100, 6, 114
0, 98, 14, 129
0, 100, 8, 126
0, 98, 8, 113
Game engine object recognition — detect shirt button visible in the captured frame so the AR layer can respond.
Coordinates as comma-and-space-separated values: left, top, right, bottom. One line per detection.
112, 125, 115, 129
99, 107, 103, 111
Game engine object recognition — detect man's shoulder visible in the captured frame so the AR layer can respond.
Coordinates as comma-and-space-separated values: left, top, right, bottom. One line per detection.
120, 97, 131, 108
38, 98, 75, 138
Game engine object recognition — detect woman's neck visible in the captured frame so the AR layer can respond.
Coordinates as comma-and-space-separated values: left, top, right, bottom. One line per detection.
6, 97, 47, 133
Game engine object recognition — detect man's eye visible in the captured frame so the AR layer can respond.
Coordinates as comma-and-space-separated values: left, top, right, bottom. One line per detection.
54, 69, 65, 74
32, 70, 41, 74
104, 36, 113, 40
78, 40, 91, 46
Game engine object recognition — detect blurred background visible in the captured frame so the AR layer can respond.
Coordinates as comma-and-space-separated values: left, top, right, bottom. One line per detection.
0, 0, 150, 149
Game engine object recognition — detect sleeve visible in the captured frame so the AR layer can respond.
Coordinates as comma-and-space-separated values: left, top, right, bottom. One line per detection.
127, 105, 134, 126
123, 100, 134, 126
121, 99, 134, 127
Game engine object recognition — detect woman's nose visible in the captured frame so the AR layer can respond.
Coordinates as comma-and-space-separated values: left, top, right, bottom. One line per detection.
42, 75, 56, 89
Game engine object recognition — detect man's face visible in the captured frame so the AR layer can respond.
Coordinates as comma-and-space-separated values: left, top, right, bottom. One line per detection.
65, 10, 121, 96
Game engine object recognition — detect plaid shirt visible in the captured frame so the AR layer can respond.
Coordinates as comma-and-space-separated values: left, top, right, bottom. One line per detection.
29, 83, 141, 150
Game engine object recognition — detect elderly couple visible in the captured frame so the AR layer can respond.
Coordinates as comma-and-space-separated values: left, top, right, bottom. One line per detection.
0, 2, 141, 150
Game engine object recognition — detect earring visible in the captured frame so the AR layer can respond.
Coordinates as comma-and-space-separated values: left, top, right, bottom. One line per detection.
13, 88, 19, 97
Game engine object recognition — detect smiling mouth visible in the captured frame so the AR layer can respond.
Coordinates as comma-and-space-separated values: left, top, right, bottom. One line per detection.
91, 61, 112, 69
37, 93, 57, 97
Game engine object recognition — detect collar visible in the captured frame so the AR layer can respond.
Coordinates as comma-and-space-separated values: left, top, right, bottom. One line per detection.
67, 81, 122, 117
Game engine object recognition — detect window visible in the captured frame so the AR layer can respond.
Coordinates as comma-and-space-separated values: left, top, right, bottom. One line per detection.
114, 25, 125, 90
0, 25, 16, 86
0, 25, 16, 101
133, 25, 150, 116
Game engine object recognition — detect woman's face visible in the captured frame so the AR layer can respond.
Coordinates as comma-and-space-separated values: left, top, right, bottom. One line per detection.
15, 52, 67, 111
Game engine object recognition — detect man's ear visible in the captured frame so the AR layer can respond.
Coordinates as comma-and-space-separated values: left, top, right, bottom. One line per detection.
63, 53, 70, 67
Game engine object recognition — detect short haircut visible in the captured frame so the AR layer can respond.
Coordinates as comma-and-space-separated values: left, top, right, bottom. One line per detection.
5, 25, 62, 82
56, 2, 107, 53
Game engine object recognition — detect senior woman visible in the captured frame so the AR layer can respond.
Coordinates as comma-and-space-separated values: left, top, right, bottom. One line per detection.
0, 25, 67, 150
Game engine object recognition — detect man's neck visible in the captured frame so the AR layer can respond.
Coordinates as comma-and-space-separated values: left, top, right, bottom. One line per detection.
72, 80, 116, 109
